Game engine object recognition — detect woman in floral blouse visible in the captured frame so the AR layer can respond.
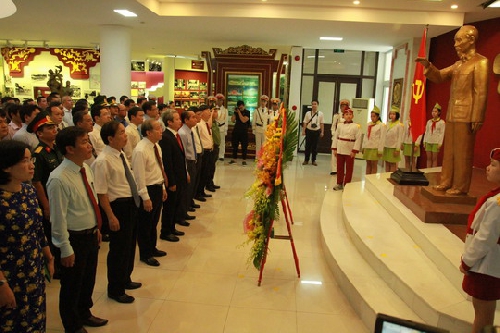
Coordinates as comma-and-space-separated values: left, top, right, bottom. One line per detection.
0, 140, 54, 332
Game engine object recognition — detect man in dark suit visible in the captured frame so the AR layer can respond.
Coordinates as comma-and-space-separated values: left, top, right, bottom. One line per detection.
159, 111, 188, 242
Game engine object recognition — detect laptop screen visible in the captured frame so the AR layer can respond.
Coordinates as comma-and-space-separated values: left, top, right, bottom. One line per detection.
374, 313, 449, 333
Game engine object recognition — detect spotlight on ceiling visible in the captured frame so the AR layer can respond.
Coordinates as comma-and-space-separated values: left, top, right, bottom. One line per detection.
0, 0, 16, 19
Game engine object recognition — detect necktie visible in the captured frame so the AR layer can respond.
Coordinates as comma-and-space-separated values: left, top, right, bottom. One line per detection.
80, 167, 102, 230
206, 122, 211, 135
153, 144, 169, 188
89, 141, 97, 158
137, 126, 143, 139
176, 133, 184, 152
367, 123, 374, 139
119, 153, 140, 207
191, 131, 197, 160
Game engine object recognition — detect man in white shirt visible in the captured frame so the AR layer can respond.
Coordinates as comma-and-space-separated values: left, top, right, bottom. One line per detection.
6, 103, 22, 138
215, 93, 228, 161
48, 101, 68, 131
123, 106, 144, 162
252, 95, 269, 154
88, 104, 112, 156
132, 120, 167, 267
92, 121, 142, 304
195, 105, 214, 202
302, 99, 324, 166
61, 95, 74, 126
73, 110, 96, 166
330, 99, 349, 175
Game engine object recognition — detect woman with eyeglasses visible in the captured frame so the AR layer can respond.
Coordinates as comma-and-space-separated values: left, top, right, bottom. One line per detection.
0, 140, 54, 332
460, 148, 500, 333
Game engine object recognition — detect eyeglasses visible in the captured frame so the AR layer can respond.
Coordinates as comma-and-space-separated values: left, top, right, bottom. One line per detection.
21, 157, 36, 164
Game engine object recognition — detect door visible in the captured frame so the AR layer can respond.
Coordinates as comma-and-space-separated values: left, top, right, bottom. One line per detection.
313, 77, 359, 153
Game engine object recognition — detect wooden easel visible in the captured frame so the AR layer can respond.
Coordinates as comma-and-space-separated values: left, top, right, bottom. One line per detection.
257, 184, 300, 286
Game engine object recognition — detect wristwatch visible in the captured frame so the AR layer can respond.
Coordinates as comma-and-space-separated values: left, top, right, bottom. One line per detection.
0, 279, 7, 286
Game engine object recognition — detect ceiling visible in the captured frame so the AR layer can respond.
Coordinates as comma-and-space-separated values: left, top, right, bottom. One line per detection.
0, 0, 499, 60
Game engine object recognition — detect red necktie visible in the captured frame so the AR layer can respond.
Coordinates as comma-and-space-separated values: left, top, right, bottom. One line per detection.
80, 167, 102, 230
176, 133, 184, 152
431, 120, 437, 134
153, 144, 169, 188
367, 124, 374, 139
206, 122, 211, 135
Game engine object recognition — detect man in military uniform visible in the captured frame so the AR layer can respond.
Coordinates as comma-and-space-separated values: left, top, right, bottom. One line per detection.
29, 112, 64, 276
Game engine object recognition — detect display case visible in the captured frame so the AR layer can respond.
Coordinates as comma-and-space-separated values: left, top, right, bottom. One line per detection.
226, 73, 261, 123
174, 70, 208, 110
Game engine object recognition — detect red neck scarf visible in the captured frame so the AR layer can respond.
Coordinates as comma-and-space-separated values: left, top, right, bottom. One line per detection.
467, 187, 500, 234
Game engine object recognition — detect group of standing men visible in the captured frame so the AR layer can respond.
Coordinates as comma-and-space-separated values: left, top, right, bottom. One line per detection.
2, 92, 226, 333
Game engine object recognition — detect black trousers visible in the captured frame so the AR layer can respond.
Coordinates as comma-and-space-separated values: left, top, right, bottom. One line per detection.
137, 185, 163, 259
207, 144, 219, 187
304, 128, 321, 162
161, 185, 182, 235
59, 230, 99, 333
197, 148, 212, 196
108, 198, 137, 297
186, 160, 197, 206
193, 152, 203, 200
232, 129, 249, 160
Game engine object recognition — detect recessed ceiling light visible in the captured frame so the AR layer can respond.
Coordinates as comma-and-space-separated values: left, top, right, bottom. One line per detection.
353, 0, 360, 5
320, 37, 343, 41
486, 1, 500, 7
113, 9, 137, 17
262, 0, 267, 2
450, 4, 458, 9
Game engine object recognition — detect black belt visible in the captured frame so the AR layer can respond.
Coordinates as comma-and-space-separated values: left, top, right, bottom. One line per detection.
112, 197, 134, 203
256, 123, 263, 127
147, 184, 163, 188
69, 226, 97, 235
218, 122, 225, 126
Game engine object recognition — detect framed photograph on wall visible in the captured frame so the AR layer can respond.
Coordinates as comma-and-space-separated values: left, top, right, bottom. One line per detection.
391, 78, 403, 109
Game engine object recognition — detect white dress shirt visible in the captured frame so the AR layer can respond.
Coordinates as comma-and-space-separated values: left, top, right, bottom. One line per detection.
131, 137, 165, 201
123, 122, 141, 162
91, 145, 133, 202
88, 124, 105, 156
63, 108, 74, 126
12, 123, 39, 151
198, 119, 213, 149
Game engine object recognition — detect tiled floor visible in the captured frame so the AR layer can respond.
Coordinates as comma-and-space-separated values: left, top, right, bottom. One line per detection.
46, 154, 370, 333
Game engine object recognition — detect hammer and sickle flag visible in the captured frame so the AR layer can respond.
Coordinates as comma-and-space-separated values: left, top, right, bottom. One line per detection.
410, 27, 427, 143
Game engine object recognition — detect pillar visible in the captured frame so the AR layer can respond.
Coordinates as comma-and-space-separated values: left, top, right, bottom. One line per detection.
99, 25, 131, 98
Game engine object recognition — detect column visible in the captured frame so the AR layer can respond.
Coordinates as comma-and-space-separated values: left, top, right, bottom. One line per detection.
100, 25, 131, 98
288, 46, 303, 156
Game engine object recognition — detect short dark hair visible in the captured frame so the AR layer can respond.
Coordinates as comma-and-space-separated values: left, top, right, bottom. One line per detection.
181, 111, 192, 123
36, 96, 46, 104
128, 106, 142, 121
124, 99, 135, 107
73, 111, 87, 125
120, 95, 128, 103
20, 105, 41, 123
6, 103, 22, 119
137, 97, 147, 105
90, 104, 106, 122
312, 99, 319, 105
49, 101, 62, 113
56, 126, 87, 156
158, 103, 167, 111
74, 99, 88, 108
236, 100, 245, 107
187, 106, 198, 112
142, 101, 156, 113
23, 98, 34, 106
72, 103, 88, 117
100, 121, 121, 145
0, 140, 30, 185
198, 104, 210, 111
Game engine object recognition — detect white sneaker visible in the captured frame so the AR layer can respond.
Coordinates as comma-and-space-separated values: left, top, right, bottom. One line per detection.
333, 184, 344, 191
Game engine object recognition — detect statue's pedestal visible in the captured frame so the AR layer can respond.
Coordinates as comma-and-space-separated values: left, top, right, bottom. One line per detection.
392, 168, 492, 225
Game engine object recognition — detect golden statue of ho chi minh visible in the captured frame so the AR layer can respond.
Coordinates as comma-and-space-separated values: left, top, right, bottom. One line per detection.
416, 25, 489, 195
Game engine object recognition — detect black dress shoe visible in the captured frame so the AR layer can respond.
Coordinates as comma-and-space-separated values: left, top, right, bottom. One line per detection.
82, 315, 108, 327
101, 234, 110, 242
173, 229, 185, 236
160, 234, 180, 242
125, 281, 142, 290
212, 185, 221, 189
185, 215, 196, 220
330, 172, 337, 175
191, 203, 201, 208
141, 257, 160, 267
194, 196, 206, 202
153, 249, 167, 257
201, 193, 212, 198
177, 220, 190, 227
206, 187, 216, 192
188, 207, 196, 212
109, 293, 135, 303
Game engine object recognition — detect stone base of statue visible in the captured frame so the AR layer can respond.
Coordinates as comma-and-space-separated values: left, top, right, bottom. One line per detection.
392, 168, 489, 225
390, 168, 429, 186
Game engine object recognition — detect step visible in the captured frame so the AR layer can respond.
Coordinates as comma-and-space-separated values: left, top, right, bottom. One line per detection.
342, 179, 472, 332
320, 190, 422, 333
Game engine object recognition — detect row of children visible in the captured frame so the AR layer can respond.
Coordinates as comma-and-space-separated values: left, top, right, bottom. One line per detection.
331, 103, 445, 191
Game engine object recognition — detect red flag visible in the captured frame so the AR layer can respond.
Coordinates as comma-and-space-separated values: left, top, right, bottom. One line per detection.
410, 27, 427, 142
